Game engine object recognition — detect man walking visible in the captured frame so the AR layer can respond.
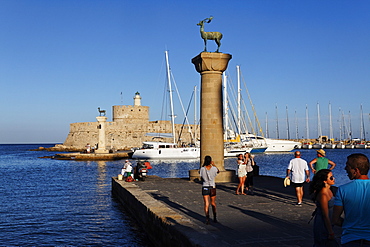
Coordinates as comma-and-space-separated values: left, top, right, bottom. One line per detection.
286, 151, 310, 206
332, 153, 370, 246
309, 149, 336, 174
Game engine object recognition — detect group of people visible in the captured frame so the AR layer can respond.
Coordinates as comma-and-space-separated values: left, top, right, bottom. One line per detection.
236, 152, 256, 195
200, 151, 370, 246
121, 160, 152, 181
286, 149, 336, 206
287, 150, 370, 246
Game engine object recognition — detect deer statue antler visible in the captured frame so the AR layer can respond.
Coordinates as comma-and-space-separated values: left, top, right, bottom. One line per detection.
206, 16, 213, 23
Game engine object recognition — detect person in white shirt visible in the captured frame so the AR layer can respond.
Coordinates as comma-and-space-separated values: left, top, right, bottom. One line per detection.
286, 151, 310, 206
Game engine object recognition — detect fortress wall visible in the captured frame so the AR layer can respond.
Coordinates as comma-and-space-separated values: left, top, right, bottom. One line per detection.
62, 100, 199, 150
63, 120, 199, 150
112, 105, 149, 123
63, 122, 99, 148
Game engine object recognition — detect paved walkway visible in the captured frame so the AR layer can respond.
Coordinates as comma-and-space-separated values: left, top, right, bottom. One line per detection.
133, 175, 342, 247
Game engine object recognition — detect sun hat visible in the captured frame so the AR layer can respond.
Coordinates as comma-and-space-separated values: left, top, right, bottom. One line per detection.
284, 177, 291, 187
317, 149, 326, 157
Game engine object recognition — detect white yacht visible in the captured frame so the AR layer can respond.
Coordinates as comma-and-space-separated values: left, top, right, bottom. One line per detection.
132, 142, 199, 159
224, 142, 253, 157
263, 138, 301, 152
132, 51, 199, 160
241, 133, 299, 152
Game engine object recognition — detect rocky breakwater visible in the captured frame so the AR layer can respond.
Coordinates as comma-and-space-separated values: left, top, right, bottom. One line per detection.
53, 152, 131, 160
33, 144, 132, 160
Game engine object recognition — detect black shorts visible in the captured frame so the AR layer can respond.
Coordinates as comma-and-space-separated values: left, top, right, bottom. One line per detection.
202, 186, 216, 196
292, 182, 304, 187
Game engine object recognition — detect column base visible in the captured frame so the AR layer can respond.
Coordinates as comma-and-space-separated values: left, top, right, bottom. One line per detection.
95, 149, 109, 154
189, 169, 236, 183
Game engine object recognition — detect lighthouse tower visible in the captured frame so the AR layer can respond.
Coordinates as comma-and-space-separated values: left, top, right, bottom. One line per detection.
134, 91, 141, 106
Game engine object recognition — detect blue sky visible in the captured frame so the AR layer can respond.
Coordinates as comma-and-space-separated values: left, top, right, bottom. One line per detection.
1, 0, 369, 143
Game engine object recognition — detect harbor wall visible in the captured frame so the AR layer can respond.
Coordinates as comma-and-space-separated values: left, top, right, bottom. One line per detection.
111, 178, 205, 247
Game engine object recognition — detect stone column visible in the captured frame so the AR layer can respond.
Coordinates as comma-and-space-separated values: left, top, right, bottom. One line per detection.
190, 52, 235, 182
95, 116, 109, 154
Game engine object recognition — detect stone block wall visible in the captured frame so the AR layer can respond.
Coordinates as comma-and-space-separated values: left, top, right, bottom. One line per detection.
63, 115, 199, 150
112, 105, 149, 123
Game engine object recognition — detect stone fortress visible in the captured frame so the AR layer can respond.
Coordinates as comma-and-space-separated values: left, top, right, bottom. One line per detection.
62, 92, 199, 150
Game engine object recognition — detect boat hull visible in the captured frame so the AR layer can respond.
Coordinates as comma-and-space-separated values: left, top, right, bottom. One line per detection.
335, 144, 345, 149
312, 144, 324, 149
132, 147, 200, 159
224, 147, 253, 157
355, 144, 366, 149
324, 144, 336, 149
251, 147, 267, 153
264, 139, 300, 152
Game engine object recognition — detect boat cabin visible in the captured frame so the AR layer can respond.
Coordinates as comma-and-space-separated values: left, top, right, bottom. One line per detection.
141, 142, 177, 149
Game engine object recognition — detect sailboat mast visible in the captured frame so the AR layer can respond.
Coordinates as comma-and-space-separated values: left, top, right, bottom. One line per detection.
265, 112, 269, 138
295, 110, 299, 140
306, 104, 309, 141
275, 104, 280, 139
317, 103, 322, 140
360, 104, 365, 141
237, 65, 241, 134
329, 102, 333, 142
194, 85, 197, 142
223, 72, 229, 139
165, 51, 176, 144
286, 105, 290, 140
349, 111, 352, 141
339, 108, 343, 141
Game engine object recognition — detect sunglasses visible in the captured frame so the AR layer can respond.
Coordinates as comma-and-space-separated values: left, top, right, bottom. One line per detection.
329, 176, 335, 181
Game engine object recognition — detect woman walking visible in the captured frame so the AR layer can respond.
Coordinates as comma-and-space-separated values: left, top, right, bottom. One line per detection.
199, 155, 219, 224
244, 152, 255, 195
309, 169, 338, 247
236, 154, 247, 195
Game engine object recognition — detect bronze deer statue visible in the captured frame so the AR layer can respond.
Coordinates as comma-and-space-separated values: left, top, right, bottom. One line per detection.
98, 107, 106, 116
197, 16, 223, 52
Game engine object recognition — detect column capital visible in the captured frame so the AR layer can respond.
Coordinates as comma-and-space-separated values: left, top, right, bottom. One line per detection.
191, 52, 232, 74
96, 116, 108, 122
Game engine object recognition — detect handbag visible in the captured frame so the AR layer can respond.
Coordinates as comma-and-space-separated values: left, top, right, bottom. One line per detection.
210, 187, 216, 197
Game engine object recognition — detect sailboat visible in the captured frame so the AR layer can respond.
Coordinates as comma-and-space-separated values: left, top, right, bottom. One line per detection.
355, 104, 366, 149
345, 111, 355, 149
132, 51, 200, 159
336, 108, 347, 149
324, 103, 336, 149
223, 66, 267, 156
312, 103, 324, 149
224, 66, 298, 154
301, 105, 312, 149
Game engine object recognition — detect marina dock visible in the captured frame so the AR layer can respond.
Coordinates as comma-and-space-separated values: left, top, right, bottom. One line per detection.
112, 175, 342, 247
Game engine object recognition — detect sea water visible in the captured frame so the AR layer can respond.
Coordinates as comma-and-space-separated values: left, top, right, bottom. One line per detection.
1, 144, 368, 246
0, 144, 151, 246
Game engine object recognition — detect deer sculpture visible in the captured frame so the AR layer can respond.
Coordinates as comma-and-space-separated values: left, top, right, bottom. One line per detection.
197, 16, 223, 53
97, 107, 106, 116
